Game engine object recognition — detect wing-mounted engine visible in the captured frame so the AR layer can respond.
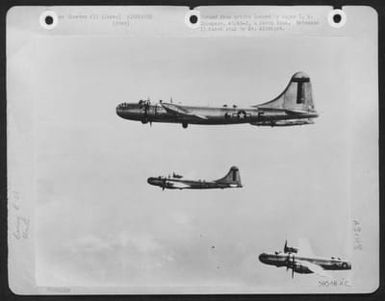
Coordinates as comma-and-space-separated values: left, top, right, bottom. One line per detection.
138, 99, 152, 124
172, 172, 183, 179
285, 254, 313, 278
291, 261, 313, 274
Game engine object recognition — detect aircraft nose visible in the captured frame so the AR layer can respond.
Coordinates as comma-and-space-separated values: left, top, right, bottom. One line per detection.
116, 103, 125, 117
147, 177, 156, 185
116, 103, 142, 120
259, 253, 268, 263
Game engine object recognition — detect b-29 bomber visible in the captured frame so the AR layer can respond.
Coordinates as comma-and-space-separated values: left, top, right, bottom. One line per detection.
116, 72, 318, 128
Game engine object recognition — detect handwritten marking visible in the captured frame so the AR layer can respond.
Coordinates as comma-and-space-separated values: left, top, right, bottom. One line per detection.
13, 216, 30, 240
352, 220, 363, 251
319, 278, 351, 288
9, 191, 30, 240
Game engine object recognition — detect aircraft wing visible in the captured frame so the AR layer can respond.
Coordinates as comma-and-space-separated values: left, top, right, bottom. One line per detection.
296, 260, 330, 278
161, 103, 208, 120
169, 181, 191, 189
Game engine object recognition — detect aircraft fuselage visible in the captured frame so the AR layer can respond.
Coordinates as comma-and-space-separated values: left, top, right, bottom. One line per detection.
147, 177, 242, 190
116, 103, 318, 127
148, 166, 242, 190
259, 252, 351, 273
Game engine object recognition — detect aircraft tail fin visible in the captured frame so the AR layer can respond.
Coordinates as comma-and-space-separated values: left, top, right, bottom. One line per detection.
215, 166, 242, 187
256, 72, 315, 113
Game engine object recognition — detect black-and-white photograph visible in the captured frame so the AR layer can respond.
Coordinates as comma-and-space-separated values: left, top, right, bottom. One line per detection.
7, 6, 378, 294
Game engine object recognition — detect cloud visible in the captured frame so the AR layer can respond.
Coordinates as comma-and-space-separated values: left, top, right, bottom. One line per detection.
69, 235, 112, 253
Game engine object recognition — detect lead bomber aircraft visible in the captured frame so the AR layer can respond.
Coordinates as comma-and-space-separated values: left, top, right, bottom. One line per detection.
147, 166, 242, 190
116, 72, 318, 128
259, 241, 352, 278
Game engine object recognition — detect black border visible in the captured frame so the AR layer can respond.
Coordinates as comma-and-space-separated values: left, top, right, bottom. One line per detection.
0, 1, 383, 300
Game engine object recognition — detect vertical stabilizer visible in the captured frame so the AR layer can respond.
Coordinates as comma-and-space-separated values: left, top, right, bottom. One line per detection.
256, 72, 315, 113
215, 166, 242, 187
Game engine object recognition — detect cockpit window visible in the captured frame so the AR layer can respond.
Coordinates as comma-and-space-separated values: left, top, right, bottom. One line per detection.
118, 103, 129, 108
138, 99, 150, 108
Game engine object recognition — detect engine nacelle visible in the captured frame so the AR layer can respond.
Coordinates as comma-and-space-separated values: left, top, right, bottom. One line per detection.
293, 263, 313, 274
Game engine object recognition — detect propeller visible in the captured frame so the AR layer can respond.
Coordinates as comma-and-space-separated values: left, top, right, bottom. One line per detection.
285, 253, 296, 278
142, 97, 152, 126
162, 178, 166, 191
285, 252, 290, 271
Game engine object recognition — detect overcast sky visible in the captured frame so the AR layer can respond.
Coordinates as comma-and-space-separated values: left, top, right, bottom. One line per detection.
24, 32, 358, 292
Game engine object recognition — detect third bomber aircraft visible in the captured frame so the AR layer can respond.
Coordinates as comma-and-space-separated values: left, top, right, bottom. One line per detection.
259, 241, 352, 278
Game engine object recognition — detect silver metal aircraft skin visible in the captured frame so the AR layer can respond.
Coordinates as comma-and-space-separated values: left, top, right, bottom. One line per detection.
147, 166, 242, 190
259, 241, 352, 278
116, 72, 318, 128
